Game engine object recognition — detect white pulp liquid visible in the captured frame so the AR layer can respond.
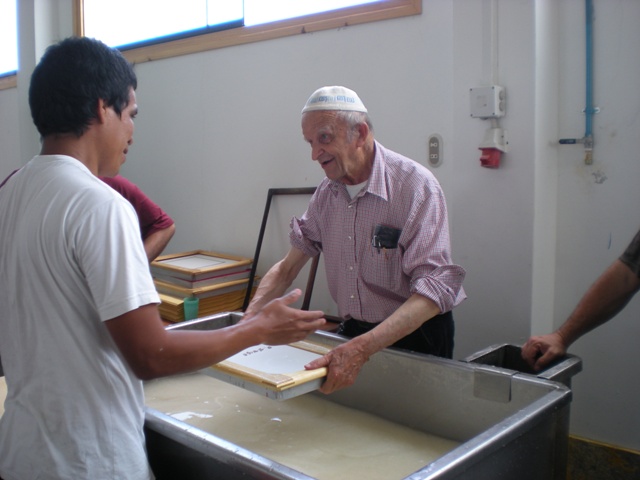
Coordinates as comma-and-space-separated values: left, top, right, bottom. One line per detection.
144, 372, 459, 480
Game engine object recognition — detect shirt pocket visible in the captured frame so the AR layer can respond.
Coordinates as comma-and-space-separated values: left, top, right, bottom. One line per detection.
361, 246, 403, 292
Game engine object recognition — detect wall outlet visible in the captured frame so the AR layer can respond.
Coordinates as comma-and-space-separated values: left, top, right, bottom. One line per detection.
428, 134, 443, 167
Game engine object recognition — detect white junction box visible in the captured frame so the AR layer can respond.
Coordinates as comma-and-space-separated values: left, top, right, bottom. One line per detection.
470, 85, 505, 118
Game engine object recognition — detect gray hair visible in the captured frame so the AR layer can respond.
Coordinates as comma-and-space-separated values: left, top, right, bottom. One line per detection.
336, 111, 374, 142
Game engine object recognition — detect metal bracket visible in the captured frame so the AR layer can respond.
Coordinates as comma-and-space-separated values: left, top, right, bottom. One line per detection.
473, 367, 514, 403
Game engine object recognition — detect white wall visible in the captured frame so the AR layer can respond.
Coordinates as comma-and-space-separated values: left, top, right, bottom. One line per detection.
553, 0, 640, 448
1, 0, 638, 451
0, 89, 20, 173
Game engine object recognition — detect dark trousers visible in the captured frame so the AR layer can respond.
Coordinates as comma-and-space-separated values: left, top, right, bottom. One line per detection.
338, 311, 455, 358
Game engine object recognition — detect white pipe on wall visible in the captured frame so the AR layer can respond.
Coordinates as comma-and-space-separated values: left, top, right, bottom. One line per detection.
530, 0, 560, 336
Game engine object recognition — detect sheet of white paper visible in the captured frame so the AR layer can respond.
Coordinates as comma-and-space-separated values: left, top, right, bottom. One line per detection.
224, 344, 322, 374
158, 254, 234, 270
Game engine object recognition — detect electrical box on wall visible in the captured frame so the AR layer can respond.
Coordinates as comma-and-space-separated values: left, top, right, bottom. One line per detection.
469, 85, 505, 118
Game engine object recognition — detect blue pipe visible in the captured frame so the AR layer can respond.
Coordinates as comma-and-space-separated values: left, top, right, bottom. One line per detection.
585, 0, 594, 138
558, 0, 595, 163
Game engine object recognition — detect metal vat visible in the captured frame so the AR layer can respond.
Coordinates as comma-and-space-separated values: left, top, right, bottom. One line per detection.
462, 343, 582, 388
145, 313, 576, 479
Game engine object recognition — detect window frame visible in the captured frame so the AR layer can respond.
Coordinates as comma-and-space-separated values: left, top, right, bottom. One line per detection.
0, 75, 16, 90
0, 0, 421, 91
73, 0, 421, 65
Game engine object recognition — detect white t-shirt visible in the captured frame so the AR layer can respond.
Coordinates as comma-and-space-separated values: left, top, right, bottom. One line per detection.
0, 155, 160, 480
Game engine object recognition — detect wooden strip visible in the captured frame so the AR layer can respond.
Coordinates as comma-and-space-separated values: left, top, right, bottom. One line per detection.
290, 340, 332, 355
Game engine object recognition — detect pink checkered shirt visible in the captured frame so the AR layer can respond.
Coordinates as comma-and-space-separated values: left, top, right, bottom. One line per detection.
290, 141, 466, 323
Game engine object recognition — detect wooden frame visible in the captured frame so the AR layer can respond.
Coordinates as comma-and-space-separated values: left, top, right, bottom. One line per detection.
151, 250, 252, 281
242, 187, 318, 311
154, 277, 250, 300
206, 340, 331, 400
0, 75, 16, 91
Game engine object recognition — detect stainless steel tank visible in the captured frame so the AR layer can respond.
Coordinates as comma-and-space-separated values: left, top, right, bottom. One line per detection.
145, 313, 579, 479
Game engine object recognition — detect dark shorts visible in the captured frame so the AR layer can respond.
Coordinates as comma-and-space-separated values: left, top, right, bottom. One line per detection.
338, 311, 455, 358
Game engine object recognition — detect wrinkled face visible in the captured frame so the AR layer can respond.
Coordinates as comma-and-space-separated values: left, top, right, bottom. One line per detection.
99, 88, 137, 177
301, 111, 362, 185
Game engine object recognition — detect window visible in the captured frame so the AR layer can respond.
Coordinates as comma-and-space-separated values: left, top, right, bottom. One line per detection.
0, 0, 18, 89
76, 0, 420, 64
82, 0, 244, 50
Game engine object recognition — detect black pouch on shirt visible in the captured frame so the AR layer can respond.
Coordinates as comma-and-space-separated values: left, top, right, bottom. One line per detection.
372, 224, 402, 251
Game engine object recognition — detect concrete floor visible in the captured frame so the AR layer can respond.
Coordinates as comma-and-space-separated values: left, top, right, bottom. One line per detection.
567, 436, 640, 480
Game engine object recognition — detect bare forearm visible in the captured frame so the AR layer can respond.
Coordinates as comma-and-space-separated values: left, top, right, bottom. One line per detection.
355, 294, 441, 357
556, 260, 640, 346
108, 291, 325, 380
306, 294, 441, 394
143, 224, 175, 262
245, 264, 291, 316
523, 260, 640, 371
138, 322, 267, 378
246, 249, 309, 317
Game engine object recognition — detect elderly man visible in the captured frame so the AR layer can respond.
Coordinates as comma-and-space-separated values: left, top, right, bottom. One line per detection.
246, 86, 466, 394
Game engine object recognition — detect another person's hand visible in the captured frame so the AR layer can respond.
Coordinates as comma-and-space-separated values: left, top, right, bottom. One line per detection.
245, 289, 326, 345
521, 332, 567, 371
304, 339, 370, 394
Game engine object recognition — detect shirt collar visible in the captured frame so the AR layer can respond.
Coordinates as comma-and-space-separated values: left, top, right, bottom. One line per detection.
328, 140, 388, 202
364, 141, 388, 201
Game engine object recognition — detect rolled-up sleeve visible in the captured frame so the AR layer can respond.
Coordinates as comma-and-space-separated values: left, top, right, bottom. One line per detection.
289, 215, 322, 258
402, 186, 466, 313
411, 265, 466, 313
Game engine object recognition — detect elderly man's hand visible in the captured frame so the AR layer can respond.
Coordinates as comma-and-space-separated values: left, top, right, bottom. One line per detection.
304, 340, 370, 394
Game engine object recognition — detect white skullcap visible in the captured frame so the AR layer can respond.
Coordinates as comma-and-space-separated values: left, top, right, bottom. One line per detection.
301, 86, 368, 114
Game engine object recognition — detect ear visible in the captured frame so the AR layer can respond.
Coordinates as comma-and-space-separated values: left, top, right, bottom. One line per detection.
355, 121, 369, 147
95, 98, 109, 124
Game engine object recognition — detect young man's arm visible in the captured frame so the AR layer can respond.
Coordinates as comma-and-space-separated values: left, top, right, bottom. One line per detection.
106, 289, 325, 380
